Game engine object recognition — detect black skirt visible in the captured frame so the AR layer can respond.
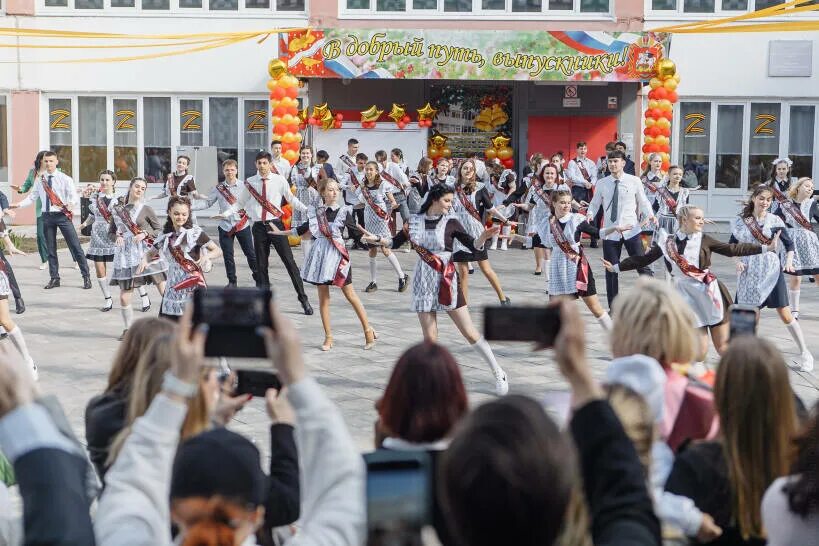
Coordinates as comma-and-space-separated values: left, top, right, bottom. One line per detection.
306, 267, 353, 287
86, 254, 114, 263
452, 248, 489, 262
112, 273, 166, 290
734, 272, 789, 310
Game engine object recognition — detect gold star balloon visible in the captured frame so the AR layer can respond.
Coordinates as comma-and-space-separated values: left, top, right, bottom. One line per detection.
491, 133, 511, 150
657, 58, 676, 79
429, 130, 448, 149
360, 105, 383, 123
297, 107, 309, 125
388, 103, 407, 124
311, 103, 329, 120
268, 59, 287, 80
417, 102, 438, 122
320, 110, 335, 130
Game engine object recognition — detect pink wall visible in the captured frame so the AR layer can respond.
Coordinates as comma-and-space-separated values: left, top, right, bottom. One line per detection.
6, 0, 35, 15
309, 0, 645, 31
10, 91, 39, 225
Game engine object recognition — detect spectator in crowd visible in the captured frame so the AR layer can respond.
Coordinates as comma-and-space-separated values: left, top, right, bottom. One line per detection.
438, 299, 661, 546
85, 316, 175, 480
762, 402, 819, 545
665, 336, 799, 545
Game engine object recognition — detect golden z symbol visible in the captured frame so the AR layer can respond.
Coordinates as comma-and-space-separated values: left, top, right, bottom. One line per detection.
115, 109, 136, 130
50, 109, 71, 130
684, 113, 705, 135
181, 110, 202, 131
754, 114, 776, 136
247, 110, 266, 131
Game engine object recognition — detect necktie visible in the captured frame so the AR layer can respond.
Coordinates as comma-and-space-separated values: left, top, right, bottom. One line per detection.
46, 175, 54, 212
609, 179, 620, 223
261, 177, 268, 222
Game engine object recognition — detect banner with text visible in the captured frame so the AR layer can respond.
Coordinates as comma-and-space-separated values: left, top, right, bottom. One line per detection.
279, 29, 670, 82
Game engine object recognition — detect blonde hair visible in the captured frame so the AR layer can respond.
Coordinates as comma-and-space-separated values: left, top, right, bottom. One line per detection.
788, 177, 813, 200
610, 278, 698, 366
676, 204, 703, 225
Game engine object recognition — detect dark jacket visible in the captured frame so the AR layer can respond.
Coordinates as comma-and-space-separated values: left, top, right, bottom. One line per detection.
84, 388, 128, 481
264, 424, 301, 529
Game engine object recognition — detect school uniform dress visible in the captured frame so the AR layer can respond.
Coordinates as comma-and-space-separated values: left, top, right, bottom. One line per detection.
153, 226, 211, 318
566, 157, 598, 204
730, 214, 793, 308
109, 202, 164, 290
356, 182, 393, 247
391, 215, 483, 313
295, 205, 358, 286
617, 230, 763, 327
337, 168, 367, 246
778, 198, 819, 276
532, 213, 599, 297
641, 172, 664, 206
0, 206, 23, 306
0, 208, 16, 302
85, 193, 116, 263
289, 163, 321, 226
764, 178, 792, 214
451, 184, 494, 262
523, 182, 569, 235
653, 185, 690, 238
381, 162, 410, 222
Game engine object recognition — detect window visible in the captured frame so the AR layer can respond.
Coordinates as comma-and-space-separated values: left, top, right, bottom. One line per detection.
748, 103, 780, 186
0, 97, 7, 183
678, 102, 710, 189
180, 99, 203, 147
346, 0, 609, 14
789, 105, 814, 179
113, 99, 138, 182
78, 96, 107, 183
42, 0, 303, 12
649, 0, 801, 13
244, 100, 268, 180
144, 97, 171, 185
49, 99, 73, 178
715, 105, 743, 189
210, 98, 238, 182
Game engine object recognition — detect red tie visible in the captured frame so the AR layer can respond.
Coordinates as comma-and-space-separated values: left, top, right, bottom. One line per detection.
261, 177, 268, 222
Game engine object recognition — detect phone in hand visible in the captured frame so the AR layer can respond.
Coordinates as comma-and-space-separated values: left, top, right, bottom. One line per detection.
234, 369, 282, 397
729, 304, 758, 339
192, 287, 273, 358
483, 305, 562, 347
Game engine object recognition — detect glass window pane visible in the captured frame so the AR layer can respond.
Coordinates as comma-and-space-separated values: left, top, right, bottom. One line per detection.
754, 0, 780, 9
748, 103, 780, 187
444, 0, 471, 11
144, 97, 171, 185
789, 105, 814, 179
180, 99, 203, 147
45, 0, 68, 6
678, 102, 710, 189
179, 0, 202, 6
715, 104, 743, 189
113, 99, 138, 182
580, 0, 608, 11
651, 0, 676, 9
142, 0, 170, 8
49, 99, 73, 178
76, 0, 103, 7
244, 100, 268, 180
246, 0, 270, 6
276, 0, 304, 9
111, 0, 136, 6
482, 0, 504, 8
549, 0, 572, 8
346, 0, 369, 7
78, 97, 107, 183
210, 0, 238, 7
0, 97, 8, 183
210, 98, 238, 182
721, 0, 747, 9
513, 0, 541, 10
683, 0, 713, 11
377, 0, 405, 8
413, 0, 437, 8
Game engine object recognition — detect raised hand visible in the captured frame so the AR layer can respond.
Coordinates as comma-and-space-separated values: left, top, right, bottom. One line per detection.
600, 258, 615, 272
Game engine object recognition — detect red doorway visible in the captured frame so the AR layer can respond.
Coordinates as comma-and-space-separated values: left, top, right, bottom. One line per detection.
527, 116, 618, 163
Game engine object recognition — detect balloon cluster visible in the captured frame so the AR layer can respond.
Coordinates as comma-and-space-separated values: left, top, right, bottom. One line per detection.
427, 130, 452, 161
484, 133, 514, 169
360, 105, 383, 129
417, 102, 437, 128
267, 59, 302, 165
306, 102, 343, 131
642, 59, 680, 172
388, 104, 412, 129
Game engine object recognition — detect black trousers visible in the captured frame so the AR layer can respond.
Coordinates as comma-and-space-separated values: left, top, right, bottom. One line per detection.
251, 220, 308, 303
591, 208, 604, 246
602, 234, 653, 307
0, 248, 21, 300
218, 226, 258, 284
43, 211, 89, 280
347, 205, 365, 246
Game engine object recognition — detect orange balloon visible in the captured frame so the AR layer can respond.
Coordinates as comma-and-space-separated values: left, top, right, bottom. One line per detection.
428, 146, 441, 159
497, 147, 513, 160
484, 148, 498, 160
663, 78, 678, 91
649, 78, 662, 89
284, 149, 298, 162
441, 147, 452, 158
282, 132, 296, 144
286, 87, 299, 99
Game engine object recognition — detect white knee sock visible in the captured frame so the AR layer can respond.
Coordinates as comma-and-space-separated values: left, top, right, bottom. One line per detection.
597, 312, 613, 332
369, 257, 377, 283
789, 289, 801, 313
490, 233, 499, 250
386, 253, 405, 278
543, 259, 550, 282
121, 305, 133, 330
302, 239, 312, 258
97, 277, 112, 300
8, 326, 33, 364
137, 285, 150, 308
786, 319, 809, 354
499, 226, 511, 250
471, 336, 504, 378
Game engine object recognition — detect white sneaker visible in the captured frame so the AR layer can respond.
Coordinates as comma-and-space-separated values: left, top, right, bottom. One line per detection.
39, 262, 47, 270
799, 351, 814, 373
495, 371, 509, 396
29, 360, 38, 382
499, 243, 508, 251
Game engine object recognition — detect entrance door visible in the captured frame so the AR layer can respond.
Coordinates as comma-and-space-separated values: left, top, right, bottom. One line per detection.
527, 116, 618, 162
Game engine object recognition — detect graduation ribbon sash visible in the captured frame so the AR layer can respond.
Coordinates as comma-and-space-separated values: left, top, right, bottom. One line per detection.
455, 185, 483, 223
114, 203, 153, 246
96, 194, 113, 223
215, 183, 249, 236
168, 242, 207, 291
41, 175, 73, 220
244, 180, 284, 219
316, 207, 350, 287
743, 216, 773, 245
771, 186, 813, 230
656, 185, 679, 214
405, 226, 456, 306
549, 216, 589, 294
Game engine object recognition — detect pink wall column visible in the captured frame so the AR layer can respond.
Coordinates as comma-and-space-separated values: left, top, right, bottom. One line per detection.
10, 91, 40, 225
6, 0, 36, 15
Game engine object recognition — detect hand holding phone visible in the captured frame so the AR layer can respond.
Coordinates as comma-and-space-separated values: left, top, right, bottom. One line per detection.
729, 304, 758, 339
192, 287, 273, 358
483, 305, 562, 346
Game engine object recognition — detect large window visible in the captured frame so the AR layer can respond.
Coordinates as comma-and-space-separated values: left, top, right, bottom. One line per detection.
79, 96, 107, 183
49, 98, 73, 178
748, 103, 780, 186
41, 0, 304, 12
113, 99, 138, 182
789, 105, 815, 179
715, 105, 743, 189
144, 97, 172, 185
179, 99, 204, 148
345, 0, 610, 15
244, 100, 268, 180
209, 98, 238, 182
678, 102, 710, 189
649, 0, 807, 13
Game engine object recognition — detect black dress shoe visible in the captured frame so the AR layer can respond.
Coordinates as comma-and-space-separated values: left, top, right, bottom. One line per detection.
15, 298, 25, 314
141, 302, 151, 313
301, 301, 314, 315
101, 297, 113, 312
83, 276, 92, 289
398, 274, 410, 293
44, 278, 60, 289
226, 281, 238, 288
365, 281, 378, 293
500, 297, 512, 306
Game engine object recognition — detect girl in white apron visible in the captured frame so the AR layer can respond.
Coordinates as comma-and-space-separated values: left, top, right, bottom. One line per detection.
79, 170, 118, 311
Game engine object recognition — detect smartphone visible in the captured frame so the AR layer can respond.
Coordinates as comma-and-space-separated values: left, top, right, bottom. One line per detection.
192, 287, 273, 358
364, 450, 432, 546
234, 369, 282, 397
483, 305, 562, 346
729, 304, 758, 339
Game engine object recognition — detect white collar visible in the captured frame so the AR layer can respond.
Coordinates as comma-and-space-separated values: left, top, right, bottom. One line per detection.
382, 437, 450, 451
676, 230, 700, 241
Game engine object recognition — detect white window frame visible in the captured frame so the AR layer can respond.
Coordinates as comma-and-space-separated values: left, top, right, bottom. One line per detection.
645, 0, 819, 21
340, 0, 613, 20
37, 0, 307, 17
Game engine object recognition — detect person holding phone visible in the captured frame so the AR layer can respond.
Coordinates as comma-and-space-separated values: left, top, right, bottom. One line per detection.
361, 184, 509, 396
79, 170, 118, 312
269, 178, 376, 352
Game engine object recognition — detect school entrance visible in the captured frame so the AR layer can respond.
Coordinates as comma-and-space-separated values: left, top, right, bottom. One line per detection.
527, 115, 619, 161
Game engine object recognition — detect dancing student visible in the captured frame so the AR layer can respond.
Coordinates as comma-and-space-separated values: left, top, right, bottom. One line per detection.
191, 159, 258, 288
10, 150, 92, 290
288, 146, 321, 257
566, 141, 597, 206
615, 141, 637, 175
361, 184, 509, 396
730, 185, 812, 371
587, 150, 655, 307
775, 177, 819, 319
451, 159, 512, 305
140, 196, 222, 321
11, 150, 49, 270
354, 161, 410, 293
333, 137, 359, 179
154, 155, 202, 201
269, 178, 376, 352
375, 149, 411, 239
110, 177, 166, 339
486, 160, 517, 251
269, 139, 293, 179
431, 157, 456, 187
640, 152, 665, 207
764, 157, 793, 215
79, 170, 118, 311
0, 190, 26, 316
407, 157, 434, 213
652, 165, 690, 237
315, 149, 336, 180
338, 152, 368, 250
604, 204, 775, 363
215, 151, 313, 315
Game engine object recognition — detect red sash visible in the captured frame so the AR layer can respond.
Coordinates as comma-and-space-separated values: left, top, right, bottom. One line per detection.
114, 203, 154, 246
530, 181, 553, 208
41, 175, 73, 220
549, 216, 590, 294
656, 185, 679, 214
404, 226, 456, 306
96, 194, 113, 223
269, 162, 280, 176
245, 180, 284, 219
664, 236, 716, 286
575, 158, 592, 183
361, 184, 392, 225
380, 168, 406, 195
339, 154, 356, 171
771, 186, 813, 230
216, 183, 249, 236
743, 216, 772, 245
316, 208, 350, 287
168, 241, 207, 291
642, 174, 660, 194
455, 185, 483, 224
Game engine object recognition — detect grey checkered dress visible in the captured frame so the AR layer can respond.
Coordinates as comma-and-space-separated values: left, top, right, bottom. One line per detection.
407, 214, 459, 313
